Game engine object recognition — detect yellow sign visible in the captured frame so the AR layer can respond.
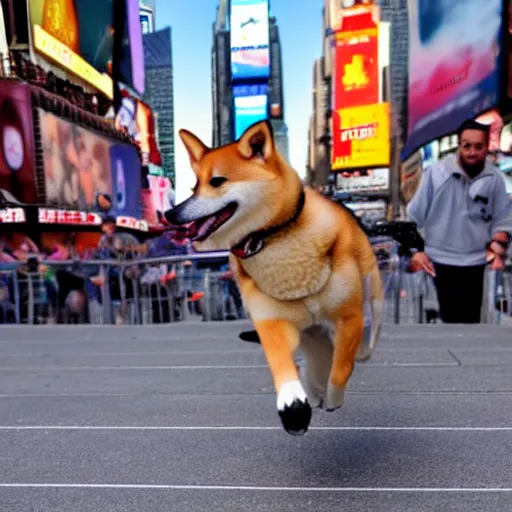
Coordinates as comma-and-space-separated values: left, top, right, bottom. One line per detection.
332, 103, 390, 170
33, 25, 113, 99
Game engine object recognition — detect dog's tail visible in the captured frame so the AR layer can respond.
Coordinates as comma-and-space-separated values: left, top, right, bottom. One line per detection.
356, 264, 383, 362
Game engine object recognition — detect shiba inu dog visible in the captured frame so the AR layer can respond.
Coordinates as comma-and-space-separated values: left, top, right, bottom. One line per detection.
165, 120, 383, 436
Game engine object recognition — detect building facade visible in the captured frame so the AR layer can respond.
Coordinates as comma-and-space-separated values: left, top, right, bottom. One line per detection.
143, 27, 175, 182
212, 0, 289, 157
378, 0, 409, 145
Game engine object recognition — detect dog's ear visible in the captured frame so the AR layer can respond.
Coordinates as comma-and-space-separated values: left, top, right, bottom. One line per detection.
179, 129, 209, 167
237, 120, 274, 160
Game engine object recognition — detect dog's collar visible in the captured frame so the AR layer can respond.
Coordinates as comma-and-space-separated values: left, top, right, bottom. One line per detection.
230, 189, 306, 259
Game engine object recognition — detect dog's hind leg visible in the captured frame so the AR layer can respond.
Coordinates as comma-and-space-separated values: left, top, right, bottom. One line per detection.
298, 324, 334, 409
356, 265, 383, 362
325, 304, 364, 412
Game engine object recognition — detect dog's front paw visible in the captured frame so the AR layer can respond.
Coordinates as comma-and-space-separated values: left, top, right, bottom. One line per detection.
277, 380, 312, 436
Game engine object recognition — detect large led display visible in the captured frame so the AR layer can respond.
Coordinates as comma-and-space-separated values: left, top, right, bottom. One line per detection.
402, 0, 503, 160
230, 0, 270, 80
234, 93, 268, 140
29, 0, 115, 98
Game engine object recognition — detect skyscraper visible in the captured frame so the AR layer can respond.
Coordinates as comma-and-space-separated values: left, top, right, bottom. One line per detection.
211, 0, 289, 160
378, 0, 409, 144
143, 27, 175, 182
139, 0, 156, 34
268, 17, 289, 163
211, 1, 234, 147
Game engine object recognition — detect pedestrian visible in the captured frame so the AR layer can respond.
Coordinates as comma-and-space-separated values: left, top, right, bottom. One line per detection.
407, 119, 512, 324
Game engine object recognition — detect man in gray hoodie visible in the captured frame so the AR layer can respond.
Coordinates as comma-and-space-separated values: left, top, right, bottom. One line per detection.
407, 120, 512, 324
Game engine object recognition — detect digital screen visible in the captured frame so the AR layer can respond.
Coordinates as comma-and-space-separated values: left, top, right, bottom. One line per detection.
234, 94, 268, 139
39, 109, 142, 217
119, 0, 145, 95
403, 0, 503, 160
230, 0, 270, 80
29, 0, 115, 97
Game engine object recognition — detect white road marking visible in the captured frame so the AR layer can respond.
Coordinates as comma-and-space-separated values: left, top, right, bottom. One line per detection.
0, 365, 269, 371
0, 363, 462, 371
0, 483, 510, 492
0, 426, 511, 432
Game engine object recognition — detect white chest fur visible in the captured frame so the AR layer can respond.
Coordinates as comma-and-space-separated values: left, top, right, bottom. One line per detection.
241, 234, 332, 301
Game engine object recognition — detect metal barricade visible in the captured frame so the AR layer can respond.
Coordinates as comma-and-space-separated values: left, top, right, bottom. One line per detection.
0, 245, 508, 327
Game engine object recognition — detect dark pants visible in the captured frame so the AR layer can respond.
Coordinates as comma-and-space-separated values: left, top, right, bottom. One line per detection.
433, 262, 486, 324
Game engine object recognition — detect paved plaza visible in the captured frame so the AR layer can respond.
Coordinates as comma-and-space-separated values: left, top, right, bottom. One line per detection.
0, 321, 511, 511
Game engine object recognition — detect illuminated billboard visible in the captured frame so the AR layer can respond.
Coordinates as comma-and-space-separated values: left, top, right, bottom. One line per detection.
0, 82, 37, 205
118, 0, 145, 95
29, 0, 115, 98
331, 102, 390, 170
39, 109, 141, 217
402, 0, 503, 160
334, 17, 379, 109
233, 84, 268, 139
230, 0, 270, 80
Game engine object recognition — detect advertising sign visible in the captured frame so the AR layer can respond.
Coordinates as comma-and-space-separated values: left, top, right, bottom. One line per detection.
332, 102, 390, 170
39, 109, 113, 210
39, 109, 142, 217
230, 0, 270, 80
234, 93, 268, 140
0, 82, 37, 205
118, 0, 145, 95
115, 90, 162, 166
110, 144, 142, 219
29, 0, 115, 98
336, 168, 389, 193
334, 20, 379, 108
402, 0, 503, 160
328, 0, 380, 32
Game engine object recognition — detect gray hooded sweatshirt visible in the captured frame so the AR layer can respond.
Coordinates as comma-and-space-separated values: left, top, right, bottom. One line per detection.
407, 153, 512, 267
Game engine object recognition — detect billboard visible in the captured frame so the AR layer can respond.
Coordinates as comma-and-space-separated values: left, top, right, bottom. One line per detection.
39, 109, 141, 217
334, 18, 379, 109
29, 0, 115, 98
327, 0, 380, 33
336, 169, 389, 194
230, 0, 270, 80
233, 84, 268, 139
0, 82, 37, 205
332, 102, 390, 170
115, 90, 162, 166
402, 0, 503, 160
118, 0, 145, 95
110, 144, 142, 218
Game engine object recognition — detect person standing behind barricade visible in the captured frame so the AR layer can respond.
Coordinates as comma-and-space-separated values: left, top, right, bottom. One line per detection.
407, 120, 512, 324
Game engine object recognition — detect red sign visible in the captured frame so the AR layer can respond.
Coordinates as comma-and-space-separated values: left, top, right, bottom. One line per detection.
334, 22, 379, 109
116, 216, 149, 232
0, 208, 26, 223
39, 208, 102, 225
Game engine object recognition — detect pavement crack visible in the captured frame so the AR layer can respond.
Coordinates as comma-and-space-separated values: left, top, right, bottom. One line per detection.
447, 350, 462, 366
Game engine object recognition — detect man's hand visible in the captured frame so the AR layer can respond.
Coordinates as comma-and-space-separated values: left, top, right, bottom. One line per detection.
410, 251, 436, 277
486, 233, 510, 271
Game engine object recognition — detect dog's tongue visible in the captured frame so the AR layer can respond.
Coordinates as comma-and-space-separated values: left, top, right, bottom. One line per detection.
195, 217, 217, 240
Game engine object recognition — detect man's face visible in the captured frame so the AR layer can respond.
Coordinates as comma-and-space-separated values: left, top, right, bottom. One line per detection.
458, 129, 488, 174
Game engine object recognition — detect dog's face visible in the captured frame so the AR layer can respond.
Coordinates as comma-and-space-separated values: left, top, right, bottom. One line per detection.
165, 121, 299, 251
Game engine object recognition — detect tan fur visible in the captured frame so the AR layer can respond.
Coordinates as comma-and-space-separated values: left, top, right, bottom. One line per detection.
177, 121, 383, 433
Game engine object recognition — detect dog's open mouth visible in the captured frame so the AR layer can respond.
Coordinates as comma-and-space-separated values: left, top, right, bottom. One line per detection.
176, 202, 238, 242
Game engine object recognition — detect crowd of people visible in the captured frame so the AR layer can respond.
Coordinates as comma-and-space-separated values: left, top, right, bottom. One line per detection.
0, 216, 244, 325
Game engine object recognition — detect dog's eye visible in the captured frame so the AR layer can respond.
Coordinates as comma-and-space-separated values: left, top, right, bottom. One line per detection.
209, 176, 227, 188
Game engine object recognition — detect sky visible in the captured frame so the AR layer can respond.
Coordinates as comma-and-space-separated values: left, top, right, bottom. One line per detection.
155, 0, 324, 203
